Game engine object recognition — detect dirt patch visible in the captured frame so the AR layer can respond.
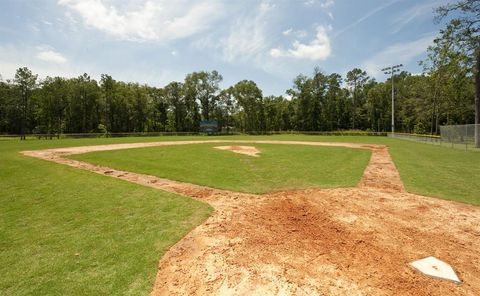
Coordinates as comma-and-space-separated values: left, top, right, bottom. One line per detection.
21, 140, 480, 295
214, 145, 261, 157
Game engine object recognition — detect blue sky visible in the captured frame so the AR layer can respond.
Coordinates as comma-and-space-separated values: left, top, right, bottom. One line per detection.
0, 0, 451, 96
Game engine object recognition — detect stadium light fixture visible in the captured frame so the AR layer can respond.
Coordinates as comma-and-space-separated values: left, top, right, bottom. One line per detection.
381, 64, 403, 133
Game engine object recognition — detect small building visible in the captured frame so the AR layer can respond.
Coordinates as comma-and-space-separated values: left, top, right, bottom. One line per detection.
200, 120, 218, 135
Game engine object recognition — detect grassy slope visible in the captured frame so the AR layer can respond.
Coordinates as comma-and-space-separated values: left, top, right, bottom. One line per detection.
70, 143, 372, 194
0, 138, 212, 295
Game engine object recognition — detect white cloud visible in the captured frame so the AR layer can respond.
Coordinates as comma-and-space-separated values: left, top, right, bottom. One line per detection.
362, 34, 435, 77
215, 1, 274, 62
334, 0, 400, 38
282, 28, 307, 38
282, 28, 293, 36
0, 45, 84, 80
58, 0, 224, 42
270, 26, 331, 60
320, 0, 335, 8
391, 1, 443, 33
304, 0, 335, 8
0, 44, 175, 87
36, 49, 68, 64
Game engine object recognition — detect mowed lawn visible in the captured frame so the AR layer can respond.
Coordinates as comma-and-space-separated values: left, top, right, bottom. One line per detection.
387, 139, 480, 205
265, 135, 480, 205
0, 138, 212, 295
70, 143, 372, 194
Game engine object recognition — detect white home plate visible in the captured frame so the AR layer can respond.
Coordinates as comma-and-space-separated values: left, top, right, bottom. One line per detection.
409, 256, 461, 284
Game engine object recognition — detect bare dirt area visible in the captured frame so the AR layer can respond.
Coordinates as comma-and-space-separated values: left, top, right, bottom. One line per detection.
22, 140, 480, 295
214, 145, 261, 157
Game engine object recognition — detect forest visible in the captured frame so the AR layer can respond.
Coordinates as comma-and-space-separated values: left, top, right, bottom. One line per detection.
0, 1, 477, 136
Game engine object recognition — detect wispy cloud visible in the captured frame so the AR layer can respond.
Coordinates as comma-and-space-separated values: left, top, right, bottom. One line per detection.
58, 0, 224, 42
304, 0, 335, 8
270, 26, 331, 60
334, 0, 401, 38
37, 49, 68, 64
282, 28, 307, 38
362, 34, 436, 77
391, 1, 444, 33
210, 1, 275, 62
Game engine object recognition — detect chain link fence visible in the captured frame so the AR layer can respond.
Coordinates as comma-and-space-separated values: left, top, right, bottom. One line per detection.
389, 133, 441, 144
440, 124, 480, 151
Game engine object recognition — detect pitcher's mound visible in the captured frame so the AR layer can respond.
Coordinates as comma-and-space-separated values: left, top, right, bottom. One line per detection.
214, 146, 261, 157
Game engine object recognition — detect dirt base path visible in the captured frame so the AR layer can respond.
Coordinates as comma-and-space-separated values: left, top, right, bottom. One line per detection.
22, 140, 480, 295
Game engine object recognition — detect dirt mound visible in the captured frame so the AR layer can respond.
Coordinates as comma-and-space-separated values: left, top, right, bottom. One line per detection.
214, 145, 261, 157
21, 140, 480, 295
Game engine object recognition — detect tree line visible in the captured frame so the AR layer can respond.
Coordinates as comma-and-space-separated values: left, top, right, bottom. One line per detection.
0, 0, 477, 137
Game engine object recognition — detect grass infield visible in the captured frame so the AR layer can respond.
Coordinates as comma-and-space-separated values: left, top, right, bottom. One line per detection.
70, 143, 372, 194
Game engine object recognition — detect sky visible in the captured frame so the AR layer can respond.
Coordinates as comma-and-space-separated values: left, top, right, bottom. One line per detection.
0, 0, 452, 96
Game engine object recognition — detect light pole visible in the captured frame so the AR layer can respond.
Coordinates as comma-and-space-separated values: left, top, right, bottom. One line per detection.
381, 64, 403, 134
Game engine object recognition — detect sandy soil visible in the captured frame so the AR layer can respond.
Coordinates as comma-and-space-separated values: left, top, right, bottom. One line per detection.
21, 140, 480, 296
214, 145, 261, 157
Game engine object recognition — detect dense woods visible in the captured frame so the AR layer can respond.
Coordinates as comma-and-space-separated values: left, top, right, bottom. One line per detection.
0, 64, 474, 135
0, 1, 477, 136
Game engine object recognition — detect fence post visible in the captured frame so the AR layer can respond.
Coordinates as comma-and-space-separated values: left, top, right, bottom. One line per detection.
465, 125, 468, 151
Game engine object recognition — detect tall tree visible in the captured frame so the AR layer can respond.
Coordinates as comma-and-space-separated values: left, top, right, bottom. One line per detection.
164, 82, 186, 132
288, 74, 314, 131
184, 71, 222, 122
149, 87, 169, 132
100, 74, 116, 132
435, 0, 480, 145
216, 88, 238, 132
14, 67, 37, 139
346, 68, 369, 130
231, 80, 264, 132
37, 77, 69, 135
0, 79, 14, 133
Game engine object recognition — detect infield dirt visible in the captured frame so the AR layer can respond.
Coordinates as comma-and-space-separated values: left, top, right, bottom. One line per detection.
213, 145, 261, 157
22, 140, 480, 295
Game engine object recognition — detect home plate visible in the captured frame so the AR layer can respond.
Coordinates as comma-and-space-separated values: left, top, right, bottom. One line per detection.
409, 256, 461, 284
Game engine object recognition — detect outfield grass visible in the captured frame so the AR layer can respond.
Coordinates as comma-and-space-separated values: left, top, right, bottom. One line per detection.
264, 135, 480, 205
70, 143, 372, 194
385, 139, 480, 205
0, 138, 212, 295
1, 135, 479, 295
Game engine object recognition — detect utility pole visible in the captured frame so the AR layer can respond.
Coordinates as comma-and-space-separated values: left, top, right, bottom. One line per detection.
381, 64, 403, 134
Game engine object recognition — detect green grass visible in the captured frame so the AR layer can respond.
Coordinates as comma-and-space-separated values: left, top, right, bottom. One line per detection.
0, 138, 212, 295
66, 135, 479, 202
70, 143, 372, 194
258, 135, 480, 205
1, 134, 479, 295
385, 140, 480, 205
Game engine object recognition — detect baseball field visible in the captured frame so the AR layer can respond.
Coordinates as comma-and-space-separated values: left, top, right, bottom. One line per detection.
1, 135, 479, 295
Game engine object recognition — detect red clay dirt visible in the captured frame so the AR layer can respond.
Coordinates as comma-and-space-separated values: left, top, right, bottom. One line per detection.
21, 140, 480, 295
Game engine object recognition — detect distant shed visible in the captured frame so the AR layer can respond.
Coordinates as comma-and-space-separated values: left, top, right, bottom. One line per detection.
200, 120, 218, 134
